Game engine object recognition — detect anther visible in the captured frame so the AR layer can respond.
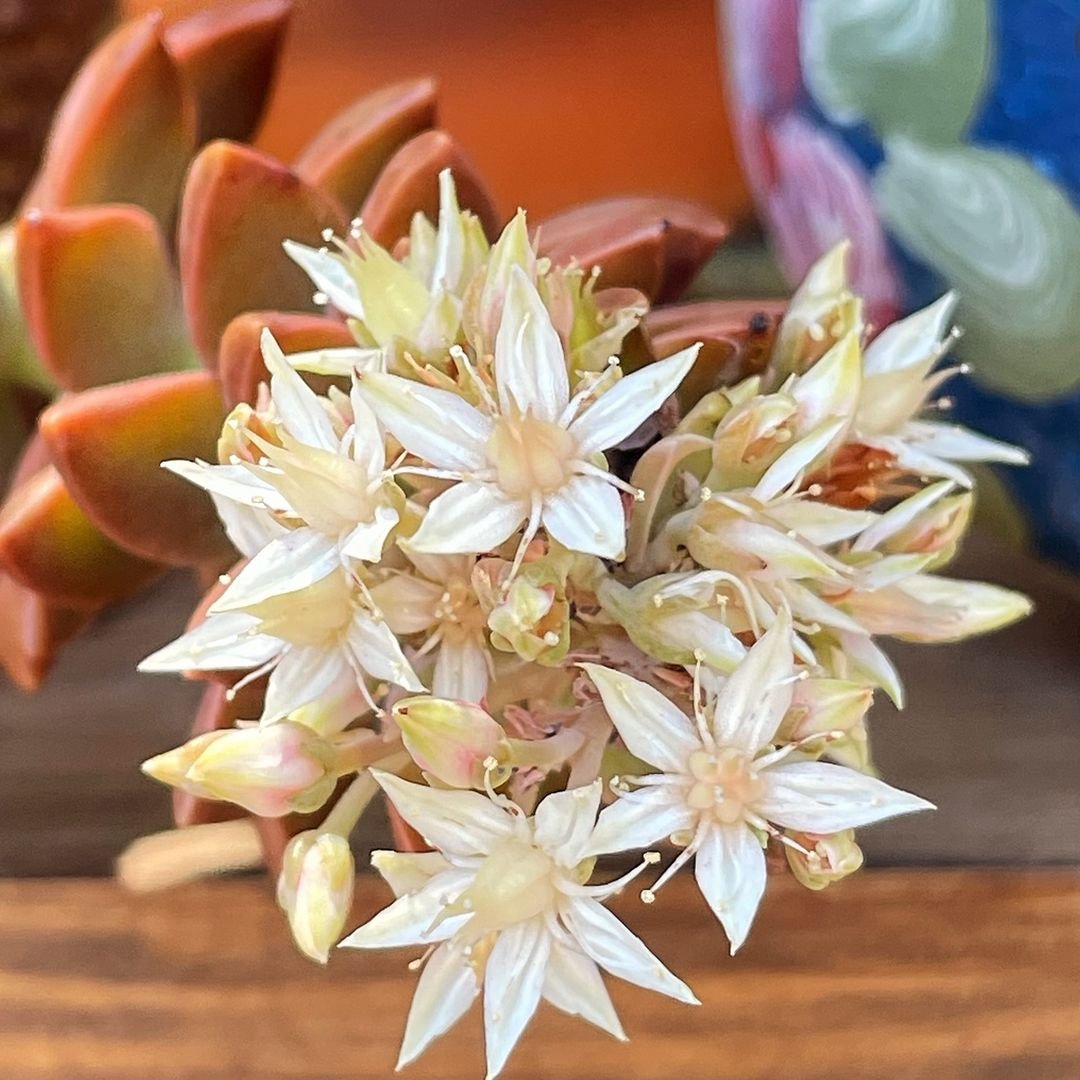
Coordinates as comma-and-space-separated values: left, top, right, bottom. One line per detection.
640, 889, 656, 905
321, 227, 335, 242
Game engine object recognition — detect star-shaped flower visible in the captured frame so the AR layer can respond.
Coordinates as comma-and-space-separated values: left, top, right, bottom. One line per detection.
343, 772, 697, 1078
356, 265, 699, 565
582, 613, 933, 953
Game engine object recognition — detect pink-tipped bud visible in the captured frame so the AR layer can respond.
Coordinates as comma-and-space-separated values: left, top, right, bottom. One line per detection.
392, 697, 509, 789
277, 831, 355, 964
142, 721, 339, 817
785, 830, 864, 891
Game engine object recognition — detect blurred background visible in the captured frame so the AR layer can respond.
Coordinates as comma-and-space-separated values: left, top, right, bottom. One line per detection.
0, 0, 1077, 880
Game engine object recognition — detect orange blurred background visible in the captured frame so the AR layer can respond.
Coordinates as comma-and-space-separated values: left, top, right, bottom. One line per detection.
125, 0, 751, 221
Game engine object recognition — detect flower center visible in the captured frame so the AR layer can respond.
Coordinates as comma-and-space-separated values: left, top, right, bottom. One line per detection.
686, 747, 765, 825
485, 413, 576, 500
461, 838, 556, 931
432, 577, 486, 642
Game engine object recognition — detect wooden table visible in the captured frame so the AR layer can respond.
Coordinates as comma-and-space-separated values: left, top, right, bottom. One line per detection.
2, 871, 1078, 1079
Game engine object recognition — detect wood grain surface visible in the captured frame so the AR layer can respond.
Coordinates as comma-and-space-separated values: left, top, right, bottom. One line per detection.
1, 871, 1078, 1079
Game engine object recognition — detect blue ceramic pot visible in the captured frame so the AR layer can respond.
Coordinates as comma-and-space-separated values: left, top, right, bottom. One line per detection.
722, 0, 1080, 567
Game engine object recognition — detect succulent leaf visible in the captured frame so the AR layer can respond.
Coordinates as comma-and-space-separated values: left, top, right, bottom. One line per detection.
295, 78, 439, 215
539, 197, 729, 303
29, 15, 196, 228
16, 204, 196, 392
218, 311, 355, 407
359, 129, 500, 248
165, 0, 293, 145
0, 464, 161, 609
39, 371, 232, 567
179, 141, 348, 363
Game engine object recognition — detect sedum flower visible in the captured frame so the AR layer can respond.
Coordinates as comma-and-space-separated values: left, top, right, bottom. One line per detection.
357, 264, 699, 564
854, 292, 1028, 485
139, 546, 422, 723
582, 615, 933, 953
166, 329, 402, 564
368, 545, 492, 702
278, 830, 356, 964
343, 772, 697, 1078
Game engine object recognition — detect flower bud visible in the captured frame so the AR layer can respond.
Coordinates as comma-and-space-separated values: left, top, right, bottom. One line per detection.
780, 677, 873, 771
487, 573, 569, 665
277, 831, 355, 963
392, 697, 509, 789
143, 721, 339, 818
785, 830, 864, 890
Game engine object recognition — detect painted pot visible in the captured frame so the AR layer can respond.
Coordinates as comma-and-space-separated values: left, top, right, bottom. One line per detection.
721, 0, 1080, 567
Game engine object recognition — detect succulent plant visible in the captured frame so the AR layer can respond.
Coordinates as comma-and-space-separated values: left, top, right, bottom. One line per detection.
0, 3, 731, 864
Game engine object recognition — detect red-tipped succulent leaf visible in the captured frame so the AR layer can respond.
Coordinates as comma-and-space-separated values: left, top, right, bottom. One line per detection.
218, 310, 355, 407
179, 141, 348, 364
360, 129, 500, 248
16, 204, 195, 392
39, 371, 232, 567
295, 78, 439, 215
0, 464, 161, 609
165, 0, 293, 145
539, 197, 729, 303
29, 15, 196, 228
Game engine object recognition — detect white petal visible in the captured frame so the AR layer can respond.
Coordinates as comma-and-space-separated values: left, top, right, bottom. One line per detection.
584, 786, 695, 858
340, 867, 472, 949
409, 481, 526, 555
371, 850, 451, 897
790, 330, 861, 431
753, 418, 846, 503
757, 760, 934, 832
542, 940, 626, 1041
852, 480, 954, 552
560, 897, 698, 1004
367, 574, 441, 635
345, 611, 423, 691
210, 494, 290, 559
767, 499, 877, 546
163, 460, 292, 512
340, 504, 399, 562
433, 636, 490, 702
371, 772, 514, 857
288, 345, 384, 377
397, 942, 479, 1069
483, 919, 550, 1079
282, 239, 364, 319
542, 475, 624, 559
494, 265, 569, 422
261, 329, 339, 451
582, 664, 700, 773
347, 380, 387, 475
863, 293, 956, 375
137, 612, 282, 672
260, 645, 351, 724
712, 611, 795, 753
532, 781, 602, 867
834, 630, 905, 708
904, 420, 1030, 466
210, 529, 340, 613
570, 345, 699, 456
357, 372, 491, 471
693, 823, 767, 955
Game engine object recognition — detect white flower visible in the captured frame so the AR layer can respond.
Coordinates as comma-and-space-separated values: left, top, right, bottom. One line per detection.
368, 544, 492, 702
855, 293, 1028, 485
582, 614, 933, 953
343, 773, 697, 1078
166, 330, 401, 565
139, 538, 422, 722
357, 264, 699, 564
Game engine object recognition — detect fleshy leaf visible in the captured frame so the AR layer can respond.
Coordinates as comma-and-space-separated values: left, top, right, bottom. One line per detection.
539, 197, 729, 302
174, 680, 262, 828
39, 371, 232, 567
29, 15, 196, 228
218, 311, 355, 407
644, 298, 788, 404
165, 0, 292, 145
0, 465, 161, 609
16, 204, 195, 392
359, 129, 500, 249
179, 141, 348, 363
295, 78, 438, 215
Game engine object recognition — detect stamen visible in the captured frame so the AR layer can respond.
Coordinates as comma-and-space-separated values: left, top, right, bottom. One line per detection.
407, 944, 437, 972
224, 655, 280, 701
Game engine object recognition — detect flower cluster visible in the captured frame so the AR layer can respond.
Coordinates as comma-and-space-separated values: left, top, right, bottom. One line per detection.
139, 175, 1030, 1077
